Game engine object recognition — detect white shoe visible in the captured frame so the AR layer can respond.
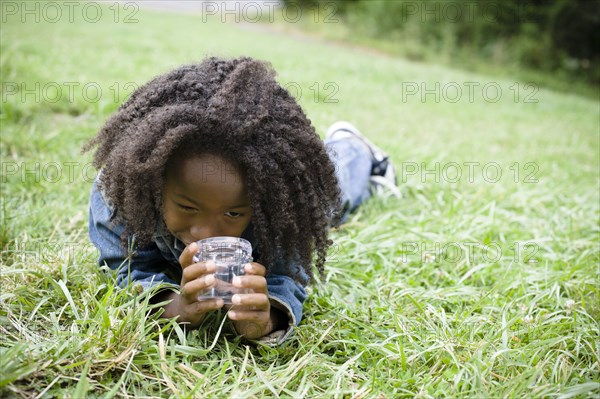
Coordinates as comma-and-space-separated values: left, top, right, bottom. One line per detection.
326, 121, 401, 198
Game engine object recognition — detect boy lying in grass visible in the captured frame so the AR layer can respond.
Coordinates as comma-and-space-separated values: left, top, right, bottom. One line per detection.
84, 56, 398, 345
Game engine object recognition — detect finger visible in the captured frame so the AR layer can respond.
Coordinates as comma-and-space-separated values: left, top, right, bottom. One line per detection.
232, 275, 267, 292
193, 297, 225, 313
180, 274, 216, 300
179, 241, 198, 268
228, 309, 270, 322
243, 262, 266, 276
231, 293, 269, 307
182, 260, 216, 283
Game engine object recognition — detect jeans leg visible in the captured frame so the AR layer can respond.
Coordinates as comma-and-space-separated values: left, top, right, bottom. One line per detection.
325, 137, 373, 223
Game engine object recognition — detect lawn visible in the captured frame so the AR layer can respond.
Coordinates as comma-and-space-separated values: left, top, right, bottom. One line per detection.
1, 3, 599, 398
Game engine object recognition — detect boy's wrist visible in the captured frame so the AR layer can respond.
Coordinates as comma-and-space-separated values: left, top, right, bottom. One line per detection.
155, 291, 206, 328
154, 290, 180, 319
232, 306, 288, 339
268, 306, 288, 333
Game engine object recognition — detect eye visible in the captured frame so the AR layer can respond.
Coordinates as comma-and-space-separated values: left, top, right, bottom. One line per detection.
225, 211, 243, 218
176, 203, 197, 212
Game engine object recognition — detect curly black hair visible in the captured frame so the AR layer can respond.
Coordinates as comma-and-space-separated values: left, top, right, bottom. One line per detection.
82, 56, 341, 283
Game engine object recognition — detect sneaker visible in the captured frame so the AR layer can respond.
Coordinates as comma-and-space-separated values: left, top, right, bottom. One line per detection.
326, 121, 401, 198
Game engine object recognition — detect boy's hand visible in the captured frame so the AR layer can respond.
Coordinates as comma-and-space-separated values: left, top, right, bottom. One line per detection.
161, 242, 225, 327
227, 262, 285, 340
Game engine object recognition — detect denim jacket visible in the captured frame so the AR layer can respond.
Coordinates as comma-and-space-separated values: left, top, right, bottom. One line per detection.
88, 176, 308, 346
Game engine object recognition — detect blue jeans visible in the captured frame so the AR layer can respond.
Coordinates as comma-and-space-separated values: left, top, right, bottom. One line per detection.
324, 137, 373, 224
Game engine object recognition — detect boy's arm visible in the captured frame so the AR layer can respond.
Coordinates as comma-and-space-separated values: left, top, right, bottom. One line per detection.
88, 178, 180, 291
231, 269, 307, 346
263, 273, 308, 342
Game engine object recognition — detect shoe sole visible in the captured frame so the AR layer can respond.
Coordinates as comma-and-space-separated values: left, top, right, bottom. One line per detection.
327, 121, 400, 196
325, 121, 388, 162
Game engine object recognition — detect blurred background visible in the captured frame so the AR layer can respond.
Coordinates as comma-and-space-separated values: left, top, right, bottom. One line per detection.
278, 0, 600, 95
130, 0, 599, 97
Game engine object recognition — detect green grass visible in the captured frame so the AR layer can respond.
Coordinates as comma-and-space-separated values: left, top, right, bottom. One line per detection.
1, 3, 599, 398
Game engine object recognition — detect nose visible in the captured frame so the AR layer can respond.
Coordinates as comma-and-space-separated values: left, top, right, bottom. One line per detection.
189, 221, 223, 242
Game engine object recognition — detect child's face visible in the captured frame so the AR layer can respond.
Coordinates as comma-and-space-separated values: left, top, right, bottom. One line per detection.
162, 153, 252, 245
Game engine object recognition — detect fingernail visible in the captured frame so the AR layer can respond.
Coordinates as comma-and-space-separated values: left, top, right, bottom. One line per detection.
228, 311, 237, 319
206, 275, 215, 284
245, 263, 253, 272
232, 295, 241, 305
232, 276, 241, 286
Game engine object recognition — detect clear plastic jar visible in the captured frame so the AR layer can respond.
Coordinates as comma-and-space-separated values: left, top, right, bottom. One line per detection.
193, 236, 253, 304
